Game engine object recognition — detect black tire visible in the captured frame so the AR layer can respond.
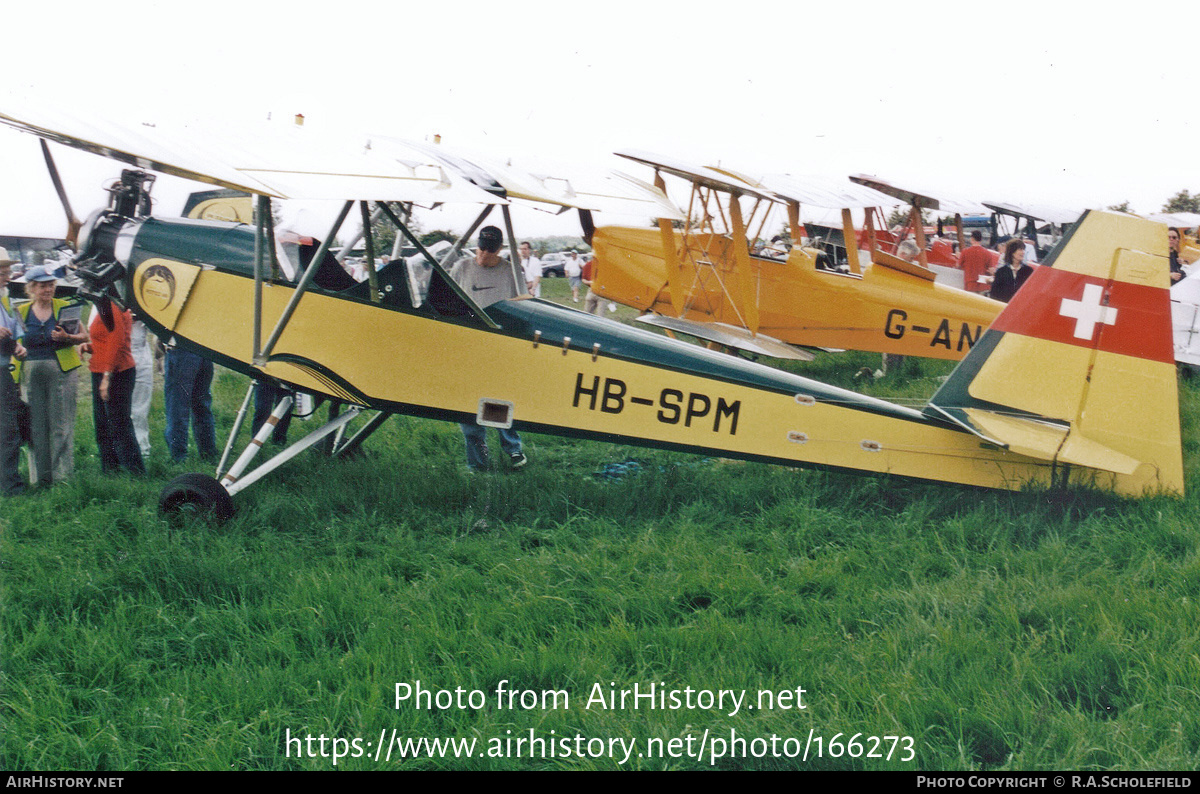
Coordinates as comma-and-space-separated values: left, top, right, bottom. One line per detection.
159, 473, 235, 522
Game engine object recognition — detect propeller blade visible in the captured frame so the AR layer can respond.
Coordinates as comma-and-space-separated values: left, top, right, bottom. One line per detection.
40, 139, 82, 247
79, 291, 116, 332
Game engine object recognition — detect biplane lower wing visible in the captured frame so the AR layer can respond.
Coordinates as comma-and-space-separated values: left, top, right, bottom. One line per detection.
634, 314, 816, 361
870, 249, 937, 281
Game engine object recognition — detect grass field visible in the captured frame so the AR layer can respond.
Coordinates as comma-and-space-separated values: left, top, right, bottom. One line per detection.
3, 278, 1200, 770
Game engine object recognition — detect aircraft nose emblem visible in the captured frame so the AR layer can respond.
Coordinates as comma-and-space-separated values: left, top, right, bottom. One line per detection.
1059, 283, 1117, 341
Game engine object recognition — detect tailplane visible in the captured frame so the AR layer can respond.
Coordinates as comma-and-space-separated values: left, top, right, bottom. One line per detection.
925, 210, 1183, 495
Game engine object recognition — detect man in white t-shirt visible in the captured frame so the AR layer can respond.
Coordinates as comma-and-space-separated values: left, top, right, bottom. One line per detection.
564, 251, 583, 302
520, 241, 541, 298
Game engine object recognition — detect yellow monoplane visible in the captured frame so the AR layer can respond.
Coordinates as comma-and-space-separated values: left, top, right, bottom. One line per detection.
0, 102, 1183, 517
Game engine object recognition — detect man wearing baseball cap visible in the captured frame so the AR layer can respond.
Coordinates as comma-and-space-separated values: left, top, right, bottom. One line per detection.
0, 249, 29, 495
447, 226, 527, 471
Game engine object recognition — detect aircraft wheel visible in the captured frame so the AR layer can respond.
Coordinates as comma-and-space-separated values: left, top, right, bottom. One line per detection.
159, 473, 235, 522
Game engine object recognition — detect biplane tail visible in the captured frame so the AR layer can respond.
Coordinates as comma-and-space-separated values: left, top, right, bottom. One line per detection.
924, 210, 1184, 494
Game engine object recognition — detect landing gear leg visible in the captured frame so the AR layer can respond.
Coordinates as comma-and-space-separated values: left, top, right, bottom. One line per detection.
157, 395, 362, 521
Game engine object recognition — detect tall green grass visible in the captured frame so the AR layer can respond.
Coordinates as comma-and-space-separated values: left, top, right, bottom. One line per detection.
3, 289, 1199, 770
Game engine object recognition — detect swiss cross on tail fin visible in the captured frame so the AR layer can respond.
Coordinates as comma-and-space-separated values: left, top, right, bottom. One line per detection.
1060, 283, 1116, 340
923, 210, 1183, 495
988, 267, 1174, 364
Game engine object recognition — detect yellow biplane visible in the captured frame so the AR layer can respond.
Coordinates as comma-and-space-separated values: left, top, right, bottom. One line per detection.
590, 152, 1004, 362
0, 102, 1183, 517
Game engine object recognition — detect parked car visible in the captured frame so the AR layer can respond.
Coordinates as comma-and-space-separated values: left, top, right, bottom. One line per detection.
540, 252, 567, 277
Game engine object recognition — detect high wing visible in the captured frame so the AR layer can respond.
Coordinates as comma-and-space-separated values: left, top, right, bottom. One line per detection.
398, 140, 684, 219
0, 98, 502, 204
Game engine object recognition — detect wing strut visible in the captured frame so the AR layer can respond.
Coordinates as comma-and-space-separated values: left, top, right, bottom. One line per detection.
337, 206, 385, 263
257, 200, 354, 364
726, 193, 760, 334
501, 204, 524, 298
654, 170, 685, 315
360, 201, 382, 303
251, 194, 275, 362
375, 202, 500, 329
39, 139, 82, 246
841, 208, 861, 275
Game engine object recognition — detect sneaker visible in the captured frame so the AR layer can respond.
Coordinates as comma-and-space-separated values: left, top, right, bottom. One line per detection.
509, 452, 528, 470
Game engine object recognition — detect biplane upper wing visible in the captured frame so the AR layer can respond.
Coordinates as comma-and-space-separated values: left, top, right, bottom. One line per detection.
751, 173, 898, 211
0, 97, 502, 204
847, 173, 988, 280
849, 174, 989, 216
615, 149, 775, 200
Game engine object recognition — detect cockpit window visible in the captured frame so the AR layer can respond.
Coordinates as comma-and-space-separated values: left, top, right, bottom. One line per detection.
273, 236, 301, 282
407, 250, 472, 309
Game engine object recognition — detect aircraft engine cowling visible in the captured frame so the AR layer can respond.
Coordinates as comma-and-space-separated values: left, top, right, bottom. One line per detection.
75, 210, 132, 292
73, 168, 158, 297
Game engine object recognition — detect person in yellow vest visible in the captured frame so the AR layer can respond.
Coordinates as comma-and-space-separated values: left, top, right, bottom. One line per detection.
15, 266, 87, 486
0, 251, 29, 496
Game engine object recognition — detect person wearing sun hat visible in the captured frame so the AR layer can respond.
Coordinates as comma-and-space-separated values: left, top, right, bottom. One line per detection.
14, 264, 87, 486
0, 248, 29, 495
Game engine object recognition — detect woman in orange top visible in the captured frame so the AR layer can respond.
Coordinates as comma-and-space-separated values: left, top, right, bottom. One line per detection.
87, 302, 145, 474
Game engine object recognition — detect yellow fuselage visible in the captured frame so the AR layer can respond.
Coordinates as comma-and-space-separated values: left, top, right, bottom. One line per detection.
592, 226, 1001, 360
126, 255, 1153, 496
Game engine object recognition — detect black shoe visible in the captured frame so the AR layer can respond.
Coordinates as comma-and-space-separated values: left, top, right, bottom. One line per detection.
509, 452, 528, 470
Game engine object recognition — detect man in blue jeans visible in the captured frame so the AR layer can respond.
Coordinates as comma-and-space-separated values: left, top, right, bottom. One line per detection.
163, 347, 218, 463
449, 226, 527, 472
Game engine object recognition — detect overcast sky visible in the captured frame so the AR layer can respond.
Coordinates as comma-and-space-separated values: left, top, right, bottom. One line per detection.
3, 1, 1197, 240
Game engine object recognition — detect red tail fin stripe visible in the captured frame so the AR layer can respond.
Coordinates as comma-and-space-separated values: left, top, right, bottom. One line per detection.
991, 267, 1174, 364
